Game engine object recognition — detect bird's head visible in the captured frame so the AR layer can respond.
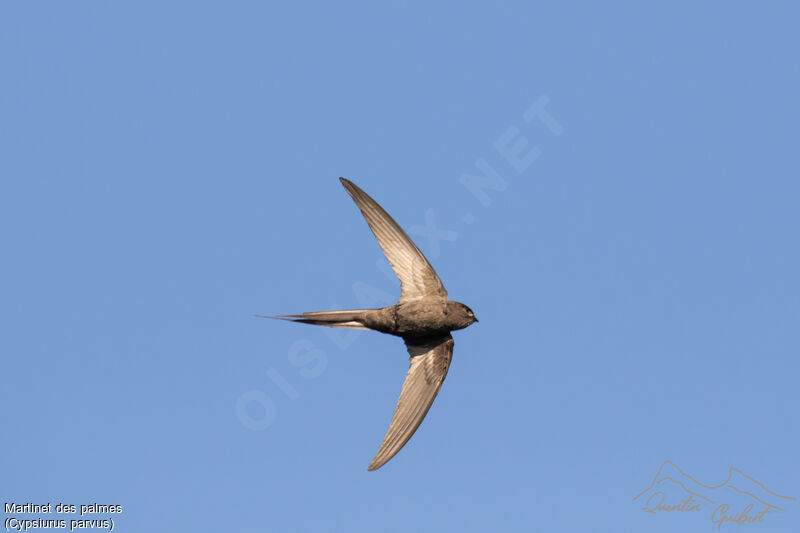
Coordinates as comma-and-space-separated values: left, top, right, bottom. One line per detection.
448, 301, 478, 330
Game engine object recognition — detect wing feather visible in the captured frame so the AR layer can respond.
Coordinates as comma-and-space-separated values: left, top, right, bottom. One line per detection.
340, 178, 447, 302
367, 335, 454, 471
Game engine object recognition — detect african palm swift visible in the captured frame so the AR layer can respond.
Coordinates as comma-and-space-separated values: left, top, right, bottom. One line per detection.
261, 178, 478, 471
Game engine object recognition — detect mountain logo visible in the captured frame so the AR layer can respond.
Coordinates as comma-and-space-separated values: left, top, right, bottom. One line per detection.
633, 460, 795, 529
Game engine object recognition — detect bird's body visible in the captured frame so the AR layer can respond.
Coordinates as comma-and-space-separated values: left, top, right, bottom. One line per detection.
260, 178, 477, 470
278, 299, 474, 340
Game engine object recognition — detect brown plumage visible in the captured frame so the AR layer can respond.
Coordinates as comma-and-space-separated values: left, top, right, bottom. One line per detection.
259, 178, 478, 470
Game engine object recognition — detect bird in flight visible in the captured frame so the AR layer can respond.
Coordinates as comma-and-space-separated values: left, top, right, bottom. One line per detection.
260, 178, 478, 471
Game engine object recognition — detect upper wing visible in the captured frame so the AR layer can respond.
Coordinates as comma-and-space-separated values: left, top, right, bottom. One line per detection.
340, 178, 448, 302
368, 335, 454, 471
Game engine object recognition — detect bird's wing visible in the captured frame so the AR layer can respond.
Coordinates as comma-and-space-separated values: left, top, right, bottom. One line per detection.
339, 178, 447, 302
368, 335, 454, 471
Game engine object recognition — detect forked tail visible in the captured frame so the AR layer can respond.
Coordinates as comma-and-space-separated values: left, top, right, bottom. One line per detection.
255, 309, 371, 330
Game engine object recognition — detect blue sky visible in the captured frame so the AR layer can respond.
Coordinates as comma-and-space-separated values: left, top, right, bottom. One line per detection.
2, 2, 798, 532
